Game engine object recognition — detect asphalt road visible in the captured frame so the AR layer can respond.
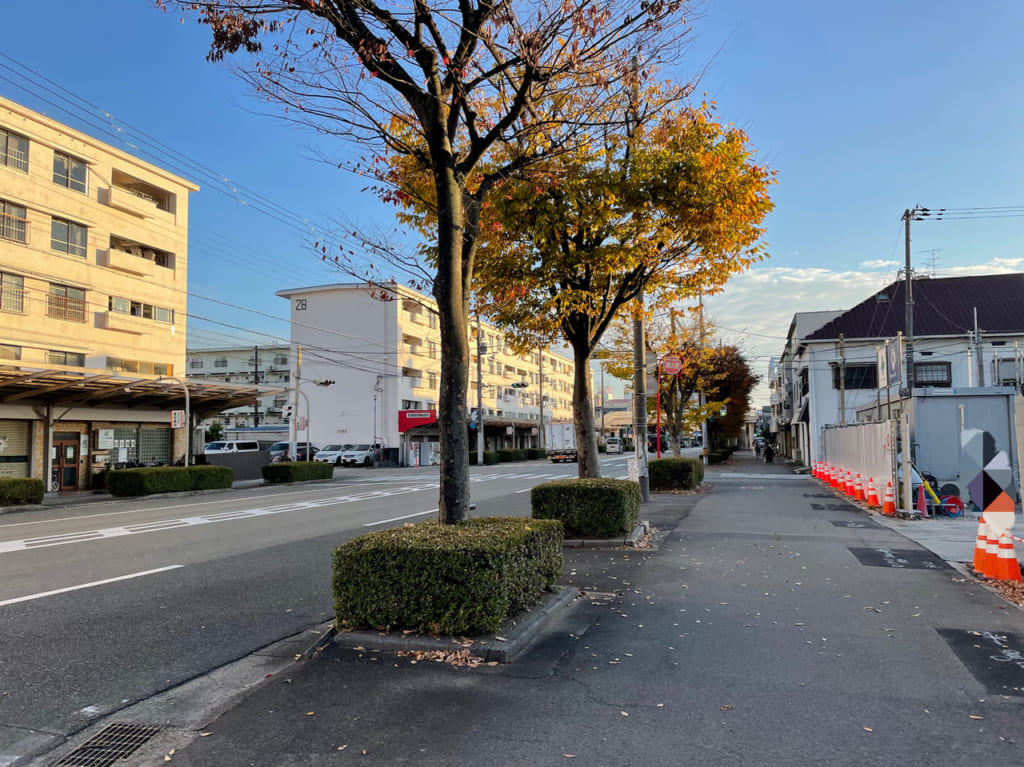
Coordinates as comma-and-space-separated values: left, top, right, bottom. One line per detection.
0, 457, 633, 763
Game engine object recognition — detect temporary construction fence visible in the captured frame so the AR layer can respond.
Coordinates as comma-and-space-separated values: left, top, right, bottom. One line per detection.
819, 421, 897, 506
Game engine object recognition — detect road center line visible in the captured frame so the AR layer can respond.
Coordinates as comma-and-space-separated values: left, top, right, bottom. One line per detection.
0, 565, 183, 607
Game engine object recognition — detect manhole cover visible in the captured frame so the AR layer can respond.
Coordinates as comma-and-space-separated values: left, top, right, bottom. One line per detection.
828, 503, 857, 512
830, 520, 882, 529
937, 629, 1024, 695
847, 547, 950, 570
55, 723, 161, 767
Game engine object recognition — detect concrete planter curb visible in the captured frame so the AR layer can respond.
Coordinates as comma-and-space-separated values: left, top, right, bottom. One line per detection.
563, 520, 652, 548
330, 585, 579, 663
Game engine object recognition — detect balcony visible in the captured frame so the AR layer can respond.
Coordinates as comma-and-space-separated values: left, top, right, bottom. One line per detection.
0, 285, 26, 315
108, 185, 164, 218
46, 294, 86, 323
0, 211, 29, 245
106, 247, 158, 278
100, 311, 146, 334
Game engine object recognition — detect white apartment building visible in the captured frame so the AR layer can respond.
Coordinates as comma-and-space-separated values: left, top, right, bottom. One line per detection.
275, 282, 580, 465
186, 345, 291, 428
0, 95, 269, 491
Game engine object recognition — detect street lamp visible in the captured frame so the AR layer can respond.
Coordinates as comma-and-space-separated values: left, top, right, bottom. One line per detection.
159, 376, 190, 466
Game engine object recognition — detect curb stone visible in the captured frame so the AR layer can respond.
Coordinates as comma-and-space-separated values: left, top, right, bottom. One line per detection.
331, 585, 579, 663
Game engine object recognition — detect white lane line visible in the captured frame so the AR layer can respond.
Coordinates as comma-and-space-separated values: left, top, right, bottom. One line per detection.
514, 488, 533, 494
0, 565, 183, 607
364, 509, 437, 527
0, 483, 443, 555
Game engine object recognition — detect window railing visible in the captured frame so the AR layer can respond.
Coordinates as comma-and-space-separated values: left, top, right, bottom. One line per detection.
0, 285, 25, 314
0, 211, 28, 244
46, 293, 86, 323
1, 146, 28, 172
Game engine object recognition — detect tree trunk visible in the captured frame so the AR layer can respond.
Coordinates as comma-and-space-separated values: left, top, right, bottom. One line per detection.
572, 344, 600, 478
432, 166, 471, 525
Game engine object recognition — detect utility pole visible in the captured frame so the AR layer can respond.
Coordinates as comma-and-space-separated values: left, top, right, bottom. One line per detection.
289, 345, 302, 460
698, 293, 708, 466
476, 315, 485, 463
632, 297, 650, 502
252, 345, 261, 427
902, 207, 917, 463
600, 362, 606, 446
538, 350, 545, 449
974, 307, 985, 386
839, 333, 846, 425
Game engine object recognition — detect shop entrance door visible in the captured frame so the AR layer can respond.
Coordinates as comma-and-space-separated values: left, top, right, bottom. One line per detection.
55, 440, 79, 491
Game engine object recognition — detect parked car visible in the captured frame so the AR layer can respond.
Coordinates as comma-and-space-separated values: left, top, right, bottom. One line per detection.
341, 443, 380, 466
204, 440, 261, 454
605, 437, 623, 454
270, 443, 320, 462
269, 442, 290, 462
314, 444, 353, 466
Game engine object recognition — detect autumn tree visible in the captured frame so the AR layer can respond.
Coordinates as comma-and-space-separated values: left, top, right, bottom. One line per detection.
170, 0, 692, 522
703, 345, 758, 448
468, 100, 775, 477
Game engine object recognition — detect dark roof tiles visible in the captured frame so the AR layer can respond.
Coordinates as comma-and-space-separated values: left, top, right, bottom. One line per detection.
804, 273, 1024, 341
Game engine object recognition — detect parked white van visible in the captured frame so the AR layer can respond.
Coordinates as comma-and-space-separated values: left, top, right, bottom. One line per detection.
605, 437, 623, 454
204, 440, 261, 454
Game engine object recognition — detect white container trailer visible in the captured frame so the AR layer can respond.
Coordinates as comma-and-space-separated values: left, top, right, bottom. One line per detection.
544, 422, 577, 462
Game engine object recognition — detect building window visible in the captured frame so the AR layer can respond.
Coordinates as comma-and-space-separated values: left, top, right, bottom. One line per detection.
0, 343, 21, 361
0, 200, 27, 243
402, 400, 422, 410
428, 313, 437, 329
214, 358, 228, 368
51, 217, 87, 258
190, 359, 204, 369
0, 272, 24, 314
915, 361, 951, 387
428, 371, 437, 389
47, 350, 85, 367
995, 359, 1018, 387
53, 152, 88, 193
428, 341, 438, 359
0, 129, 28, 172
831, 364, 877, 390
108, 296, 174, 323
105, 357, 171, 375
47, 284, 86, 322
274, 355, 287, 365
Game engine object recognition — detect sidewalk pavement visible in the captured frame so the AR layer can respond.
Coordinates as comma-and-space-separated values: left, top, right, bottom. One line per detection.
36, 451, 1024, 766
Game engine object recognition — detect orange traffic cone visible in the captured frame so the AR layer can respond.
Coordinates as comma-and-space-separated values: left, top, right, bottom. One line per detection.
812, 461, 818, 479
974, 517, 989, 575
838, 470, 846, 493
866, 478, 879, 508
996, 534, 1023, 583
830, 466, 839, 489
846, 471, 855, 498
881, 481, 896, 516
985, 529, 1000, 577
854, 473, 865, 502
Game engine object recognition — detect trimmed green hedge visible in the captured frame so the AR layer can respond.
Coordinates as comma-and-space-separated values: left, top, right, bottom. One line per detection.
332, 517, 564, 635
0, 478, 45, 506
107, 465, 234, 497
497, 448, 529, 462
188, 465, 234, 490
649, 457, 704, 491
531, 478, 640, 538
528, 448, 545, 460
708, 451, 724, 465
483, 451, 500, 465
261, 461, 334, 484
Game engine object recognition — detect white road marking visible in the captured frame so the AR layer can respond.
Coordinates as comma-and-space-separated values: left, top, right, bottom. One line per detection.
514, 488, 533, 494
0, 565, 183, 607
364, 509, 437, 526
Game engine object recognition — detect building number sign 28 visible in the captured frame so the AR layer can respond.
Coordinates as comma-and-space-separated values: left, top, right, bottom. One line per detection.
295, 299, 307, 311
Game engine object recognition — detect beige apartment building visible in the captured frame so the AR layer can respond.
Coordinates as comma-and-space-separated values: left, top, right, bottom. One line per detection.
0, 96, 259, 491
275, 282, 581, 465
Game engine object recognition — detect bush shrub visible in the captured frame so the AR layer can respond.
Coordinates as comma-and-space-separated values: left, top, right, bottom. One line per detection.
188, 465, 234, 490
261, 461, 334, 484
483, 451, 500, 465
531, 478, 640, 538
332, 517, 563, 635
707, 451, 724, 465
497, 449, 530, 462
107, 467, 191, 496
648, 457, 704, 491
527, 448, 545, 460
0, 478, 45, 506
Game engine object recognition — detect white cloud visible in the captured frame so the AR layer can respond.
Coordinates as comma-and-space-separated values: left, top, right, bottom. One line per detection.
859, 259, 899, 269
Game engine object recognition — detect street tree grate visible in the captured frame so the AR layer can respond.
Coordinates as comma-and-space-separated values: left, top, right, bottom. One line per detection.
54, 723, 161, 767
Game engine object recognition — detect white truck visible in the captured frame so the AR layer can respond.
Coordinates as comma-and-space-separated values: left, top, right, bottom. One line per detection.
544, 422, 578, 463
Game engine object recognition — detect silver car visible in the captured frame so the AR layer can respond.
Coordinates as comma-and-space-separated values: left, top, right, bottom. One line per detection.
314, 444, 352, 466
341, 444, 377, 466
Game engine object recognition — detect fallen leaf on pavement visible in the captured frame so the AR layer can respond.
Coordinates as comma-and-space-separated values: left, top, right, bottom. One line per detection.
721, 705, 732, 711
864, 727, 873, 733
199, 732, 212, 737
307, 712, 315, 716
621, 711, 629, 716
338, 745, 348, 751
563, 755, 576, 758
969, 715, 984, 720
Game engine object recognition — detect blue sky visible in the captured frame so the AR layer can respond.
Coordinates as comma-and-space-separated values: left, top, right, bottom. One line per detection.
3, 1, 1024, 405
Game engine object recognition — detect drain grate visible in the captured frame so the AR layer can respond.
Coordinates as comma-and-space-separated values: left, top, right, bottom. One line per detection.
54, 723, 161, 767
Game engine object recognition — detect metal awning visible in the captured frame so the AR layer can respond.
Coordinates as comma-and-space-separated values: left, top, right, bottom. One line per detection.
0, 365, 284, 417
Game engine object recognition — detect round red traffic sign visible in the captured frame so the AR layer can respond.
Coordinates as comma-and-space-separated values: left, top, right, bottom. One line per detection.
661, 355, 682, 376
